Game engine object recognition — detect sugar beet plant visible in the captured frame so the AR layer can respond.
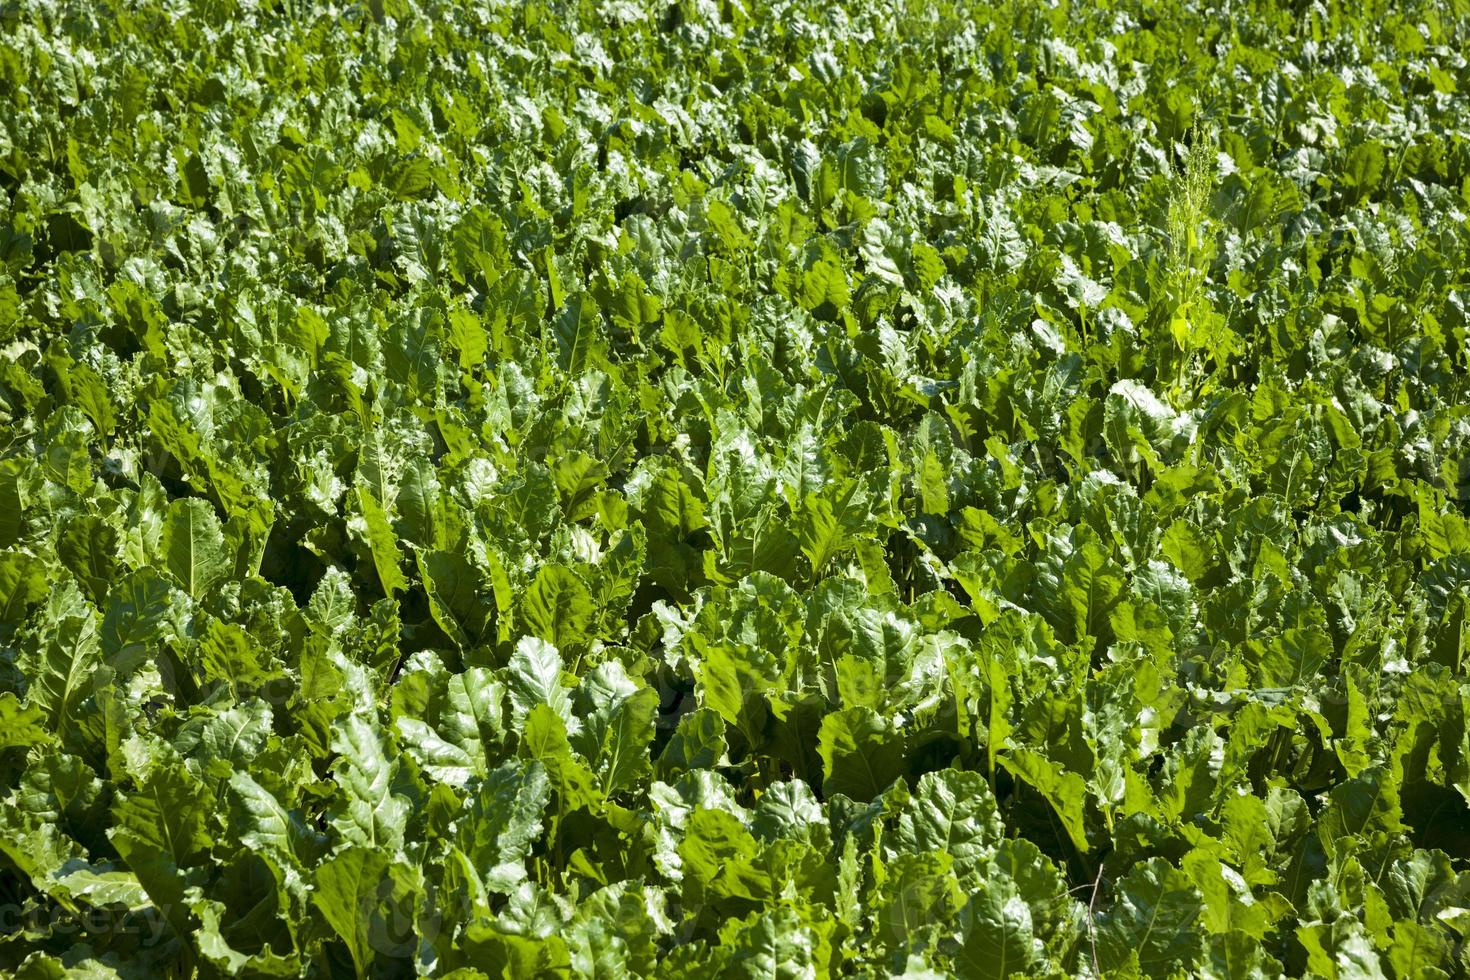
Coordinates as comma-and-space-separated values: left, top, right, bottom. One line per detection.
3, 0, 1470, 976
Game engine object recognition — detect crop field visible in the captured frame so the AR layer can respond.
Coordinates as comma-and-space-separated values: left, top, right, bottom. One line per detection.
3, 0, 1470, 976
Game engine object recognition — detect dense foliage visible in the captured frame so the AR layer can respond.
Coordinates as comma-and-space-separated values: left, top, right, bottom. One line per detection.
3, 0, 1470, 976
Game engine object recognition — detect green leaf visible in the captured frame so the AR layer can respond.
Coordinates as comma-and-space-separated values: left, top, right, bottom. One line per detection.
0, 692, 53, 749
891, 768, 1005, 878
0, 549, 47, 629
518, 703, 601, 810
794, 483, 866, 577
568, 662, 659, 797
551, 294, 601, 375
312, 846, 397, 979
658, 707, 728, 778
417, 548, 492, 649
160, 497, 229, 598
1096, 857, 1207, 978
393, 661, 506, 786
998, 748, 1090, 853
521, 563, 595, 653
227, 771, 327, 868
955, 876, 1041, 979
818, 706, 905, 801
55, 515, 121, 604
1037, 529, 1126, 646
506, 637, 573, 729
327, 711, 412, 853
356, 486, 408, 597
1318, 765, 1406, 851
20, 600, 100, 739
1247, 626, 1333, 688
455, 759, 549, 894
109, 754, 212, 938
100, 568, 182, 672
111, 758, 213, 867
720, 906, 834, 980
